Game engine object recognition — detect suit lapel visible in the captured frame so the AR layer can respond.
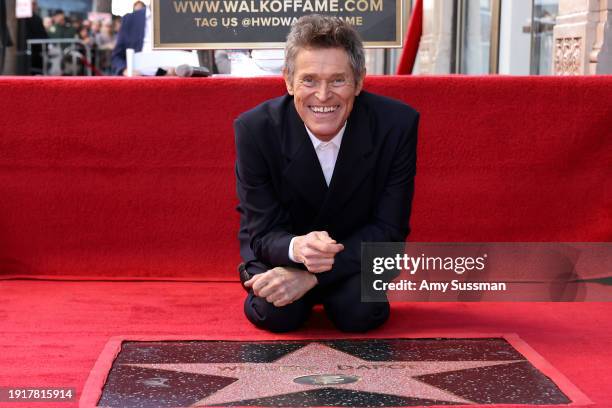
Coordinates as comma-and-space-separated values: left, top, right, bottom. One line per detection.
282, 100, 328, 212
318, 98, 374, 222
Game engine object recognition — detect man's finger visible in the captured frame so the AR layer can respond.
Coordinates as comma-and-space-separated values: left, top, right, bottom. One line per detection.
244, 274, 263, 288
257, 281, 277, 298
302, 246, 336, 259
273, 293, 295, 307
304, 257, 334, 269
308, 265, 333, 273
308, 240, 344, 254
304, 259, 334, 273
274, 298, 291, 307
314, 231, 334, 242
267, 288, 290, 304
251, 274, 272, 294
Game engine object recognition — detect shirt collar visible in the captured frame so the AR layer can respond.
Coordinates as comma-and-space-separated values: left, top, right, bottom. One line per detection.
304, 122, 346, 150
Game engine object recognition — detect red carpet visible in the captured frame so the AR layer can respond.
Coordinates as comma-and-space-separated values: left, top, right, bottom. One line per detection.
1, 280, 611, 407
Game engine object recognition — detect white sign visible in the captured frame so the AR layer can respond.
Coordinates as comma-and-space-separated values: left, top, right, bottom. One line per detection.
16, 0, 33, 18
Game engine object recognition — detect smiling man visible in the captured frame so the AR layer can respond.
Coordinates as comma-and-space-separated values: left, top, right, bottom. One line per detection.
235, 14, 419, 332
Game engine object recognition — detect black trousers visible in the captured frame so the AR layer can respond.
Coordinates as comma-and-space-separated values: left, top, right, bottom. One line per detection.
242, 262, 390, 333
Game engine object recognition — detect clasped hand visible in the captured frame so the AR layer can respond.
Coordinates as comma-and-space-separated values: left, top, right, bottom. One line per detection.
244, 267, 317, 307
244, 231, 343, 307
292, 231, 344, 273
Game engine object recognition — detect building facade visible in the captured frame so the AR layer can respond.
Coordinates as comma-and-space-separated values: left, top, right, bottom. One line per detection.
412, 0, 611, 75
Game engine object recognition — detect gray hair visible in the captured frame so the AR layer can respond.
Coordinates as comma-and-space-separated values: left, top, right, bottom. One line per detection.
284, 14, 366, 84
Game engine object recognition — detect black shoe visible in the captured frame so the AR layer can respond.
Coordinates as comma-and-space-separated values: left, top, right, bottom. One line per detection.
238, 262, 253, 292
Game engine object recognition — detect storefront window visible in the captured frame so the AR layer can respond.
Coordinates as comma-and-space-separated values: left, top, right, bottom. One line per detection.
461, 0, 493, 74
531, 0, 558, 74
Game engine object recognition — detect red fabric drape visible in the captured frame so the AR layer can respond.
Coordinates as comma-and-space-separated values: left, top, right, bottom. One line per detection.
396, 0, 423, 75
0, 76, 610, 281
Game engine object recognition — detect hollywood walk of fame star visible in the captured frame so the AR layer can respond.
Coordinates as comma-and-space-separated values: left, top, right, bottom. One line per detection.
127, 342, 522, 406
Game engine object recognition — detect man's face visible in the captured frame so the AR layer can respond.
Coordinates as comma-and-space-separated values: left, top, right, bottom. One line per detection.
284, 47, 363, 142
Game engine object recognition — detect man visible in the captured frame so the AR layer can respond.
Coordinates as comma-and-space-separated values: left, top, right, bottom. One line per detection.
235, 15, 419, 333
111, 2, 197, 76
0, 0, 13, 74
133, 1, 146, 11
17, 0, 47, 74
110, 5, 145, 75
47, 10, 76, 39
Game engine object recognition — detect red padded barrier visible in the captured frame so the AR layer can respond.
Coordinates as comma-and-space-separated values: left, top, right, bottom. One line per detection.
0, 76, 610, 280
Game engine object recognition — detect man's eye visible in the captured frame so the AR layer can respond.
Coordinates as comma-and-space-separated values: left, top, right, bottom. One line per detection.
301, 78, 314, 86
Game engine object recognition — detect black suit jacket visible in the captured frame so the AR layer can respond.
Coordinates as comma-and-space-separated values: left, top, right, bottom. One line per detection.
111, 8, 146, 75
235, 91, 419, 287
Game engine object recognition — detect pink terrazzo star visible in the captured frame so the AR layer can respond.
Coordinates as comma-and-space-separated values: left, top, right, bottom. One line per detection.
128, 342, 521, 406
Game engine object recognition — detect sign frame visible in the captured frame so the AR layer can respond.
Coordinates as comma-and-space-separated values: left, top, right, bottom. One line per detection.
152, 0, 403, 49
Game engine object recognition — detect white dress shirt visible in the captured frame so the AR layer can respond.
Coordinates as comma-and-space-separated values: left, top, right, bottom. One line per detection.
142, 6, 152, 52
288, 123, 347, 262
